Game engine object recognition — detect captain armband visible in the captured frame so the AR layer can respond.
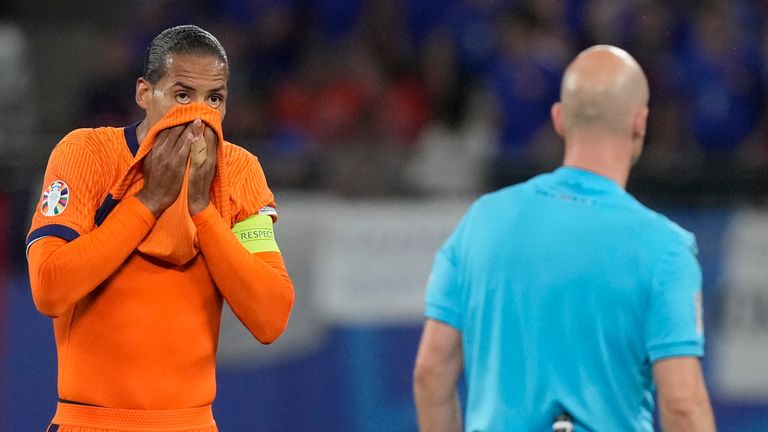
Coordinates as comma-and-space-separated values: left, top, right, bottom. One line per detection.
231, 214, 280, 253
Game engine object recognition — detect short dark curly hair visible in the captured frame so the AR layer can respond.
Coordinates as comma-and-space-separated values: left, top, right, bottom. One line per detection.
142, 25, 228, 84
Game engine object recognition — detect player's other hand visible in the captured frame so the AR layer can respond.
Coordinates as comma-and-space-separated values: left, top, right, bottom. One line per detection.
188, 118, 218, 216
136, 123, 194, 218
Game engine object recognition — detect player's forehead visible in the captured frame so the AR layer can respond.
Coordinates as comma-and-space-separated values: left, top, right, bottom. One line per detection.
158, 53, 228, 88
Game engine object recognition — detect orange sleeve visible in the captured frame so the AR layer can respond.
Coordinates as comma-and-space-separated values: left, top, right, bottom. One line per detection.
224, 143, 277, 224
28, 197, 156, 318
192, 203, 294, 344
28, 129, 113, 240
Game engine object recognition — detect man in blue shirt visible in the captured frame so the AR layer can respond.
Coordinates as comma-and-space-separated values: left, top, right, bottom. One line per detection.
413, 46, 716, 431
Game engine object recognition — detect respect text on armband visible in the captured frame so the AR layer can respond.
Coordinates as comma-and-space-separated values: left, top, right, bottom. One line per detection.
239, 229, 274, 241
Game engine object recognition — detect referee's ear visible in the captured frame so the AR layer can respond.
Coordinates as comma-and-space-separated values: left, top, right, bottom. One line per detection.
136, 77, 151, 110
551, 102, 565, 138
632, 106, 649, 141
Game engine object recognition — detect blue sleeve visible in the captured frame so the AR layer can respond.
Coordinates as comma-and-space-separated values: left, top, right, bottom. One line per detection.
645, 234, 705, 362
424, 209, 472, 331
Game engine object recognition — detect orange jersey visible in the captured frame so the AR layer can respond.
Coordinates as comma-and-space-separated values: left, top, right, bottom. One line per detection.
26, 119, 294, 414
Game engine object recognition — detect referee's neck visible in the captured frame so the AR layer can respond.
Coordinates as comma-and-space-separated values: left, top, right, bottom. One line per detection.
562, 139, 632, 188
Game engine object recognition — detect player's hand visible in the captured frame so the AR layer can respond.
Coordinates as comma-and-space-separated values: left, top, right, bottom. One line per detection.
188, 119, 218, 216
136, 123, 194, 218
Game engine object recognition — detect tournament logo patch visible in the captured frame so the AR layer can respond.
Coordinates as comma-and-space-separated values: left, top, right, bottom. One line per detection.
41, 180, 70, 216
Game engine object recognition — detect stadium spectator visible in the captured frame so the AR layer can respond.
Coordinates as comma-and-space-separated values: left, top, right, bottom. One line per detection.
405, 28, 492, 196
487, 7, 572, 188
443, 0, 501, 81
414, 46, 716, 431
622, 0, 691, 174
0, 20, 36, 158
26, 25, 294, 431
676, 2, 765, 162
76, 33, 140, 128
580, 0, 632, 47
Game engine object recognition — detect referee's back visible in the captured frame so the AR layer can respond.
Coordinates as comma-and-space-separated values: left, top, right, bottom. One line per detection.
426, 166, 703, 431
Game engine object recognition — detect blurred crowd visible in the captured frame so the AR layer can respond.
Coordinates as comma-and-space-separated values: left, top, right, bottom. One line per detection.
5, 0, 768, 202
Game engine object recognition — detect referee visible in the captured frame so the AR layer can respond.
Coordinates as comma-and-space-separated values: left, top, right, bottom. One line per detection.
413, 45, 716, 431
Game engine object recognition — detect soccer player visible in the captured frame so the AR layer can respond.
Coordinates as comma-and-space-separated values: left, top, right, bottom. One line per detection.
27, 25, 294, 431
413, 45, 716, 431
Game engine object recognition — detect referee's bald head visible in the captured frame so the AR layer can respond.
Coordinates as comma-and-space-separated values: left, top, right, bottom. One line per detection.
558, 45, 649, 135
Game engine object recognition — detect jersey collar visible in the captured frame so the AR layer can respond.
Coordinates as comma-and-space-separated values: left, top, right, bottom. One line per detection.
123, 122, 140, 157
554, 166, 624, 194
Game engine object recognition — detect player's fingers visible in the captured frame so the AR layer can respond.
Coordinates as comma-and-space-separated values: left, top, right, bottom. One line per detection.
142, 143, 158, 175
208, 143, 217, 166
155, 129, 169, 145
149, 129, 170, 156
177, 132, 194, 159
203, 126, 217, 146
207, 133, 218, 166
162, 126, 184, 145
172, 123, 196, 152
162, 125, 187, 152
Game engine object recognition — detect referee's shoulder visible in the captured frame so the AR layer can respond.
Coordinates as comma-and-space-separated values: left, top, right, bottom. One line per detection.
476, 176, 539, 206
457, 182, 534, 227
632, 202, 696, 248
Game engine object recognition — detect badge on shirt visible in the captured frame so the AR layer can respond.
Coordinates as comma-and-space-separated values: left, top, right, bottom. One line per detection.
41, 180, 70, 216
695, 291, 704, 335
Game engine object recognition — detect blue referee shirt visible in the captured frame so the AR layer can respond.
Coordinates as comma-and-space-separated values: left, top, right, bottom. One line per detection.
425, 167, 704, 431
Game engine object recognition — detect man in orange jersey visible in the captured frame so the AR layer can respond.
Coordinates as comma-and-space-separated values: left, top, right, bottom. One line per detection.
26, 25, 294, 432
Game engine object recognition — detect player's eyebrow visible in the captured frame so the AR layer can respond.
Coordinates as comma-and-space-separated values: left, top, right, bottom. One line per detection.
171, 81, 226, 94
171, 81, 197, 91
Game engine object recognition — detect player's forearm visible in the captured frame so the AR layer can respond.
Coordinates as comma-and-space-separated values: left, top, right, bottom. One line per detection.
192, 204, 294, 343
28, 196, 155, 318
659, 395, 716, 432
413, 319, 464, 432
414, 386, 462, 432
654, 357, 716, 432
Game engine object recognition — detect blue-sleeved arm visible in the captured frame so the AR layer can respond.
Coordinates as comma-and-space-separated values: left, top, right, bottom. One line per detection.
425, 245, 463, 329
425, 208, 473, 331
645, 234, 705, 362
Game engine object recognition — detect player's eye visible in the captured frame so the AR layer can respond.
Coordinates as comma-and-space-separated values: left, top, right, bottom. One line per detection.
175, 92, 191, 103
208, 94, 223, 108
